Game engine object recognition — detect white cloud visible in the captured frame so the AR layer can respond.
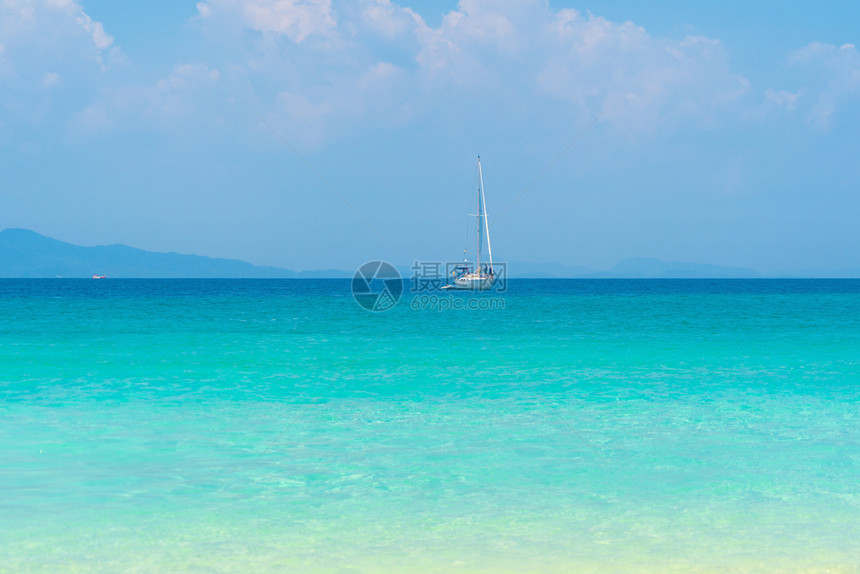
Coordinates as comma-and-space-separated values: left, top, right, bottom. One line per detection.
197, 0, 335, 42
764, 88, 802, 110
271, 91, 332, 147
5, 0, 766, 149
0, 43, 10, 77
404, 0, 543, 82
156, 63, 221, 92
42, 72, 62, 88
148, 63, 222, 119
0, 0, 121, 71
790, 41, 853, 65
360, 3, 747, 131
258, 54, 414, 148
535, 12, 749, 130
0, 0, 126, 144
185, 0, 754, 141
62, 62, 224, 142
360, 0, 421, 39
68, 103, 111, 138
76, 11, 113, 51
356, 60, 398, 88
196, 2, 212, 19
1, 0, 114, 52
788, 42, 860, 129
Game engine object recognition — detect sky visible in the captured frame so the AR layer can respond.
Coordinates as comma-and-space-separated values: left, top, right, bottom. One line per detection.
1, 0, 859, 275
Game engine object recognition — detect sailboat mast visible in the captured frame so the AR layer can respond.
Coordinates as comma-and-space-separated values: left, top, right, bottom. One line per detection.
478, 157, 493, 271
476, 156, 482, 273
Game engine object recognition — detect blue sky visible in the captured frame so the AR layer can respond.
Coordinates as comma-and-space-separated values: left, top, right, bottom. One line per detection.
1, 0, 859, 274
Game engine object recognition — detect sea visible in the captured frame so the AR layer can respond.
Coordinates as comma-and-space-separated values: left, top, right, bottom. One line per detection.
1, 278, 858, 573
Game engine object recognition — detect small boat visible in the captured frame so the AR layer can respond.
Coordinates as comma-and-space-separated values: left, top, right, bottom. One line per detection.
443, 156, 496, 290
92, 275, 106, 279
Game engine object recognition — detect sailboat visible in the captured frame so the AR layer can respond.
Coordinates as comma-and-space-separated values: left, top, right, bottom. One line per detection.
443, 156, 496, 290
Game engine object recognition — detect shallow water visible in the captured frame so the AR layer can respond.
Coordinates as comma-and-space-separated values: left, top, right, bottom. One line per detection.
1, 279, 858, 572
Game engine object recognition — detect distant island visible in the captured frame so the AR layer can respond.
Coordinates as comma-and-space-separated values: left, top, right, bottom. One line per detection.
0, 228, 348, 278
507, 257, 759, 279
4, 227, 851, 279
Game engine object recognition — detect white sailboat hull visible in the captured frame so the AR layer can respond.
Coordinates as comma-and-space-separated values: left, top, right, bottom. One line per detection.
443, 273, 495, 290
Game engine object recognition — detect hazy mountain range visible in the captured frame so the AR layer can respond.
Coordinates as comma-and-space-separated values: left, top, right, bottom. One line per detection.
503, 258, 759, 279
0, 228, 851, 278
0, 228, 347, 278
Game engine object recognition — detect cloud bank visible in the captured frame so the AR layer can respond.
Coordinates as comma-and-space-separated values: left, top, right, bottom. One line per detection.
2, 0, 855, 145
187, 0, 751, 137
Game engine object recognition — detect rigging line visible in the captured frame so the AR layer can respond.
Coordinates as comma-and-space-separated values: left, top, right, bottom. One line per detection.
475, 334, 606, 461
490, 108, 606, 228
254, 111, 389, 247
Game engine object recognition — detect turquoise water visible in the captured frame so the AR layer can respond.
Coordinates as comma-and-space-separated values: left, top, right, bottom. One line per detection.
1, 279, 858, 572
